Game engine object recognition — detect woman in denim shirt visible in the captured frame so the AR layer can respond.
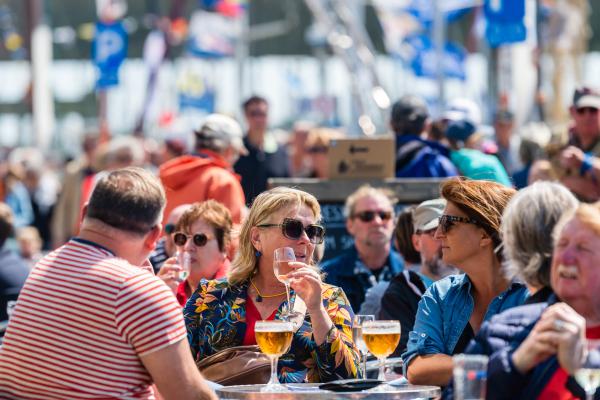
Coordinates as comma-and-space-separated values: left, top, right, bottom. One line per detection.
402, 178, 529, 386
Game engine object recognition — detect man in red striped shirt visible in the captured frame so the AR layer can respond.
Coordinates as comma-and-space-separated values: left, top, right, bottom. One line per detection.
0, 167, 215, 400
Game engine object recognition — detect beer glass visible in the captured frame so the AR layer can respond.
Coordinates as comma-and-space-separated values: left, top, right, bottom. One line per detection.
352, 314, 375, 378
362, 320, 401, 383
255, 320, 294, 392
575, 339, 600, 400
273, 247, 295, 318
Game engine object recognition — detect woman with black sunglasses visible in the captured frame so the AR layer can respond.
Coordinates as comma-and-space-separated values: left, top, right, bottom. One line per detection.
159, 200, 232, 306
184, 186, 360, 383
402, 178, 529, 387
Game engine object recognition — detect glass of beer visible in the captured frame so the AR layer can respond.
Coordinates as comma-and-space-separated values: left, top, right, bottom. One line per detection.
575, 339, 600, 400
362, 320, 401, 384
273, 247, 295, 318
353, 314, 375, 378
255, 320, 294, 392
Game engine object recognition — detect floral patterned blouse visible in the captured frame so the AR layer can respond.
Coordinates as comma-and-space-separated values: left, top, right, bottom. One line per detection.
183, 278, 360, 383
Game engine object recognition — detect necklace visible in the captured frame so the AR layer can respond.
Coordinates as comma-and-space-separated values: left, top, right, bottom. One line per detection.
249, 278, 287, 303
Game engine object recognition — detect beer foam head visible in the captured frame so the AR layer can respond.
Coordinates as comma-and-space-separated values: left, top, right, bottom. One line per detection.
254, 321, 293, 332
361, 320, 401, 334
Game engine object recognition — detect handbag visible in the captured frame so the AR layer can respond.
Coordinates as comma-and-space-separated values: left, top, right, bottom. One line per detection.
196, 345, 271, 386
196, 295, 308, 386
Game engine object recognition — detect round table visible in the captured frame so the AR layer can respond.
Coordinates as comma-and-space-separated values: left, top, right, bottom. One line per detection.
216, 383, 441, 399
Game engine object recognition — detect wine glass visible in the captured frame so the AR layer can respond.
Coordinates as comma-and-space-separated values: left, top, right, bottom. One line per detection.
574, 339, 600, 400
273, 247, 295, 318
255, 320, 294, 392
362, 320, 401, 388
352, 314, 375, 379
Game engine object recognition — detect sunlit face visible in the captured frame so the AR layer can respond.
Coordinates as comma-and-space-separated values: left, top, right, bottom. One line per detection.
434, 202, 486, 270
571, 106, 600, 142
177, 218, 225, 282
414, 228, 441, 264
551, 217, 600, 318
254, 204, 317, 277
346, 194, 395, 250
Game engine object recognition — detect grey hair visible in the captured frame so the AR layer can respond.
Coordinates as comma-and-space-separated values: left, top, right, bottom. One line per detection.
501, 181, 578, 288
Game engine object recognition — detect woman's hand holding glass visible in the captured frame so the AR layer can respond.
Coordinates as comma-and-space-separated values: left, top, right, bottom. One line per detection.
157, 257, 183, 294
286, 261, 324, 313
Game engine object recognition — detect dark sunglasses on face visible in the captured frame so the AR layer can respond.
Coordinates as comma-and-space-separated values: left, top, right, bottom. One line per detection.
257, 218, 325, 244
248, 110, 267, 118
353, 210, 393, 223
576, 107, 599, 115
173, 232, 212, 247
164, 223, 175, 235
438, 215, 481, 234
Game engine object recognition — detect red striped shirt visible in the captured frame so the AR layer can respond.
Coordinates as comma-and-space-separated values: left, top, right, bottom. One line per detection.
0, 239, 186, 399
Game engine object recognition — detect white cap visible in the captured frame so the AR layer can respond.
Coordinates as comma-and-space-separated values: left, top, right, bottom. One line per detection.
195, 114, 248, 155
443, 98, 482, 126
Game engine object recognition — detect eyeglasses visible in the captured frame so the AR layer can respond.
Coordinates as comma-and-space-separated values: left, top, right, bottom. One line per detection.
257, 218, 325, 244
173, 232, 213, 247
353, 210, 393, 223
164, 223, 175, 235
438, 215, 480, 234
576, 107, 599, 115
248, 110, 267, 118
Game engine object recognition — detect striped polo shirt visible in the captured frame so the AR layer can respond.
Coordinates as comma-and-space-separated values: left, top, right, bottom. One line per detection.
0, 239, 186, 399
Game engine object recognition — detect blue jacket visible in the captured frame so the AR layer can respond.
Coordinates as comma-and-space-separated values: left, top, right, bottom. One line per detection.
443, 293, 596, 400
395, 135, 458, 178
321, 245, 404, 313
402, 274, 529, 375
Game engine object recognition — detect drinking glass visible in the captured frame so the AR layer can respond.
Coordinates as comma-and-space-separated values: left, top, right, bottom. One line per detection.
352, 314, 375, 379
255, 320, 294, 392
574, 339, 600, 400
453, 354, 488, 400
175, 251, 191, 281
273, 247, 295, 318
362, 320, 401, 385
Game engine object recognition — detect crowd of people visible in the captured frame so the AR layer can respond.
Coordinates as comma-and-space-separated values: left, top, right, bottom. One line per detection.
0, 87, 599, 399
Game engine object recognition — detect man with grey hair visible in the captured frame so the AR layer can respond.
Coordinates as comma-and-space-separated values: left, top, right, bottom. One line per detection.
0, 167, 216, 399
322, 185, 403, 312
159, 113, 247, 226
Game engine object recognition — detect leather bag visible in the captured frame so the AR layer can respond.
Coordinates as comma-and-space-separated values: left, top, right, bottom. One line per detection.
196, 345, 271, 385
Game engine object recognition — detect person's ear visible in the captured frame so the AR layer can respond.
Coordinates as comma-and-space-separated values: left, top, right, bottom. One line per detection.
79, 203, 88, 225
144, 225, 162, 250
346, 217, 356, 236
412, 233, 422, 251
250, 226, 262, 253
480, 230, 493, 248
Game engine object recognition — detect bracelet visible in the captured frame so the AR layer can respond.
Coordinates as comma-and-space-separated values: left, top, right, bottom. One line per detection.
580, 153, 594, 177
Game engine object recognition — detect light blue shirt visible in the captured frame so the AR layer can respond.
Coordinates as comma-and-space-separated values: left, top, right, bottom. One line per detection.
402, 273, 528, 374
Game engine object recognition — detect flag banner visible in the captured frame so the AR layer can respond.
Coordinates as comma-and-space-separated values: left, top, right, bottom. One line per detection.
404, 34, 467, 79
186, 11, 239, 58
178, 71, 216, 113
484, 0, 526, 47
93, 20, 127, 88
198, 0, 247, 18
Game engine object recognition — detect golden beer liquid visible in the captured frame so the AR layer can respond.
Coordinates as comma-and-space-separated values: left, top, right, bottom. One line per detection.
363, 332, 400, 358
256, 330, 293, 357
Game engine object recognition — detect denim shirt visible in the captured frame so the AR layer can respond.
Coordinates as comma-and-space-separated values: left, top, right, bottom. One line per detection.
402, 273, 528, 374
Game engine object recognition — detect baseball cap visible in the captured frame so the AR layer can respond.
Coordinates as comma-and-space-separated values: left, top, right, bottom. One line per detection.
443, 98, 482, 126
413, 198, 447, 231
195, 114, 248, 155
572, 86, 600, 109
446, 119, 476, 143
391, 95, 429, 124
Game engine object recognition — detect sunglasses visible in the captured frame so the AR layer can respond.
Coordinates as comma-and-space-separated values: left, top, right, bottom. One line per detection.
248, 110, 267, 118
438, 215, 480, 234
257, 218, 325, 244
353, 210, 393, 223
173, 232, 212, 247
576, 107, 599, 115
164, 223, 175, 234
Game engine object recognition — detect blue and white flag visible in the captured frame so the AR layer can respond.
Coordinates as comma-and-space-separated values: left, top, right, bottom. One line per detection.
403, 34, 467, 79
93, 20, 127, 88
484, 0, 526, 47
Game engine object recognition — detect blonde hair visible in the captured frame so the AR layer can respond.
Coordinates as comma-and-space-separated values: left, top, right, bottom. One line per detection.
228, 186, 321, 285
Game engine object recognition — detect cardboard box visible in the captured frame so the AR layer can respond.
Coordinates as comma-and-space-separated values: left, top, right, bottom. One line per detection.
328, 137, 395, 179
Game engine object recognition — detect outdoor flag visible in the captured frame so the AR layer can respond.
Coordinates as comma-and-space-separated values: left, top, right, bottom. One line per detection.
484, 0, 526, 47
92, 20, 127, 88
403, 34, 467, 79
186, 11, 238, 58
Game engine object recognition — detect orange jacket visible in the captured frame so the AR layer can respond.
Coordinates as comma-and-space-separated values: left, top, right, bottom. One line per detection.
159, 151, 246, 226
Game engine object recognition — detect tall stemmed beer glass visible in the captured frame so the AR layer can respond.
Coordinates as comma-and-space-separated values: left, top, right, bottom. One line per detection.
362, 320, 401, 385
273, 247, 295, 318
255, 320, 294, 392
353, 314, 375, 378
574, 339, 600, 400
